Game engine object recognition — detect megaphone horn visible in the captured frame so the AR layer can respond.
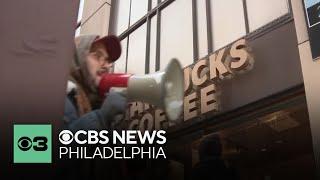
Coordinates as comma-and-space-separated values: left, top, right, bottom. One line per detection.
98, 59, 184, 121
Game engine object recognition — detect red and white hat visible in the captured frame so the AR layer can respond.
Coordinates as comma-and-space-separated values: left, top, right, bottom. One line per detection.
93, 35, 121, 62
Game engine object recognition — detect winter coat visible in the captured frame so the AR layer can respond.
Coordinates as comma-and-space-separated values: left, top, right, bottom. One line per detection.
64, 81, 104, 131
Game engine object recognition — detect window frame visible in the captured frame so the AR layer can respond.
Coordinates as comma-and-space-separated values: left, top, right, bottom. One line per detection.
110, 0, 293, 73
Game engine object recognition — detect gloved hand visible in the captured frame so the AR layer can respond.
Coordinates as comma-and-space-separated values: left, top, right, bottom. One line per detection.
99, 91, 127, 128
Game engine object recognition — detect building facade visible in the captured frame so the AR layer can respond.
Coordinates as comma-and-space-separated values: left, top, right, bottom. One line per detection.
78, 0, 320, 179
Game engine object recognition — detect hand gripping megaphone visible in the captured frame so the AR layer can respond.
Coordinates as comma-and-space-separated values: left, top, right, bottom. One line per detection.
98, 59, 184, 121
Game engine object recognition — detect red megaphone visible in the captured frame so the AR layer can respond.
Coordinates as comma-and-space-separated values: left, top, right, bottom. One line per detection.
98, 73, 132, 97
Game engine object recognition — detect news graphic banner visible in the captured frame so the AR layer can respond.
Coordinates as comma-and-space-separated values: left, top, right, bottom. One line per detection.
13, 124, 166, 163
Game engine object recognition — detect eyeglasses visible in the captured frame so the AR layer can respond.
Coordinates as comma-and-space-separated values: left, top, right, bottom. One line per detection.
89, 50, 112, 66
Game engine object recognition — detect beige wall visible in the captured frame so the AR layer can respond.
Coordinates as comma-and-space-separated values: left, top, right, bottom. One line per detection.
79, 0, 111, 36
291, 0, 320, 176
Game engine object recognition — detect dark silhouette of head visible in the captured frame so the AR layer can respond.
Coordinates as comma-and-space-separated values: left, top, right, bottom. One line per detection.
198, 134, 222, 161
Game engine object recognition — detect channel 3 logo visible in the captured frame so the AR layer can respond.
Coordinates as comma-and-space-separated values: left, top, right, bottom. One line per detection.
17, 136, 48, 151
13, 124, 52, 163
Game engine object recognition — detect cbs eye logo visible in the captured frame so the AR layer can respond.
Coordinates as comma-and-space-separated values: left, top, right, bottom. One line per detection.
14, 124, 52, 163
59, 130, 73, 145
17, 136, 48, 151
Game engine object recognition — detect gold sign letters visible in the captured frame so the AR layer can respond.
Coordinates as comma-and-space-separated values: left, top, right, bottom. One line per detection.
126, 39, 254, 130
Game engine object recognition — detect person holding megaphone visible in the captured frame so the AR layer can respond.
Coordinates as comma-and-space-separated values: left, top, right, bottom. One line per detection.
64, 34, 127, 131
64, 34, 184, 132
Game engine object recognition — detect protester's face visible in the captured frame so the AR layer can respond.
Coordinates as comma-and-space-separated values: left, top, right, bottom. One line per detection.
85, 43, 112, 88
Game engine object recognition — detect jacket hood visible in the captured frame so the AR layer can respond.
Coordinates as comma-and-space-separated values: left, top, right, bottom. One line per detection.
74, 35, 99, 69
70, 35, 102, 112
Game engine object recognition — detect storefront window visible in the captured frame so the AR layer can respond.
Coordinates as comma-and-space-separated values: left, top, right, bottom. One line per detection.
130, 0, 148, 26
152, 0, 158, 9
114, 38, 127, 73
246, 0, 289, 31
197, 0, 208, 59
210, 0, 246, 51
75, 0, 84, 36
191, 103, 316, 180
160, 0, 193, 69
149, 17, 157, 73
127, 24, 147, 75
115, 0, 130, 35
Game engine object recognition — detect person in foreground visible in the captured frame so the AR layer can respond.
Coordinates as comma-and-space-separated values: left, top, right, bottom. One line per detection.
57, 35, 128, 180
64, 34, 127, 131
